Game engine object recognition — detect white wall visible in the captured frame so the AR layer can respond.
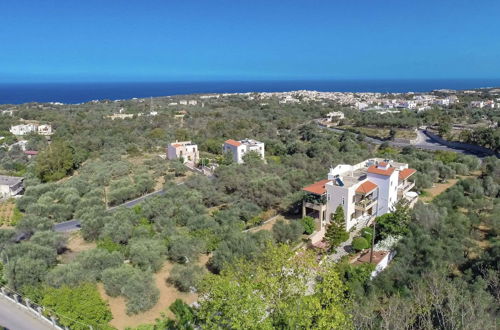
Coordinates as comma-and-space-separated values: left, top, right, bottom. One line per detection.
0, 185, 10, 198
367, 171, 398, 215
326, 183, 355, 231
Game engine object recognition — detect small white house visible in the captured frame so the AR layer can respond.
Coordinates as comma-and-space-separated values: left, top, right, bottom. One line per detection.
223, 139, 265, 164
167, 141, 199, 164
0, 175, 24, 199
37, 124, 53, 136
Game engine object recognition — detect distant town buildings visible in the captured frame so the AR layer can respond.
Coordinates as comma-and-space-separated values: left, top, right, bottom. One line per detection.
9, 124, 37, 136
167, 141, 199, 164
470, 100, 495, 109
9, 123, 53, 136
302, 158, 417, 243
223, 139, 265, 164
0, 175, 24, 199
107, 113, 135, 120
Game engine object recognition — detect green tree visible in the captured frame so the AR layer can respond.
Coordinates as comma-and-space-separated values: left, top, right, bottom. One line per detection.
376, 203, 411, 240
168, 264, 204, 292
352, 237, 370, 251
323, 206, 349, 249
301, 216, 316, 235
272, 219, 303, 244
198, 244, 351, 329
35, 140, 76, 182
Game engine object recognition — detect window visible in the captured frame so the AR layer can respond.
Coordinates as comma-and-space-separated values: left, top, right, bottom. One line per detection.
342, 197, 345, 205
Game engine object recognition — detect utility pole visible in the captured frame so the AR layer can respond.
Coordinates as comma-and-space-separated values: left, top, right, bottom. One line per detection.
369, 220, 376, 263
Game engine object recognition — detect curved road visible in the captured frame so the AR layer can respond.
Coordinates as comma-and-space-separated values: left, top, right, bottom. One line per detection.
0, 296, 55, 330
321, 125, 488, 157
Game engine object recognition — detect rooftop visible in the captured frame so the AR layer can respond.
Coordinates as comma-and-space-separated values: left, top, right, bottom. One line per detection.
399, 168, 417, 180
224, 139, 242, 147
0, 175, 23, 187
356, 180, 378, 195
303, 179, 331, 195
328, 158, 414, 188
367, 165, 396, 176
170, 141, 196, 147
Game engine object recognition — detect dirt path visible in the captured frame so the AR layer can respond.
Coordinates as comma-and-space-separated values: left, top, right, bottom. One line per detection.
59, 232, 96, 263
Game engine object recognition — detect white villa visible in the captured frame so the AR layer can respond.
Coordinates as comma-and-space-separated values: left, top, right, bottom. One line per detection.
0, 175, 24, 199
167, 141, 199, 164
302, 158, 417, 243
223, 139, 265, 164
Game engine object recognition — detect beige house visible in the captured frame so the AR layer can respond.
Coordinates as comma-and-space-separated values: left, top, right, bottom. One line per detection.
167, 141, 199, 164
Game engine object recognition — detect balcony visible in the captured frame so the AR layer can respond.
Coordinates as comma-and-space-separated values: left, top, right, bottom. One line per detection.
398, 181, 415, 196
355, 198, 377, 211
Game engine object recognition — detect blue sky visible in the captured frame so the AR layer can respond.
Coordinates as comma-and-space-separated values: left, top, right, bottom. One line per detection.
1, 0, 499, 82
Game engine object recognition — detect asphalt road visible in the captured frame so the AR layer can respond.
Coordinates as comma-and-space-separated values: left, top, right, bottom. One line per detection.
53, 183, 182, 232
322, 125, 488, 157
0, 296, 55, 330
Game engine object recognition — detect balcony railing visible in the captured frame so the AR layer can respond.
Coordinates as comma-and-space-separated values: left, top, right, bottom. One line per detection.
355, 198, 377, 211
303, 193, 326, 205
398, 181, 415, 193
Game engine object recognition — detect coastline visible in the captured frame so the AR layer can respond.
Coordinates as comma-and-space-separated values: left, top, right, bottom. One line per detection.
1, 79, 500, 105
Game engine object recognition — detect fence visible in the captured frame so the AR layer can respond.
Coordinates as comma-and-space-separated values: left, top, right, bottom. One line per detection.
0, 286, 75, 330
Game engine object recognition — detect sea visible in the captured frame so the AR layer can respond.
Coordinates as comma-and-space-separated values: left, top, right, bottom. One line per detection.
1, 79, 500, 105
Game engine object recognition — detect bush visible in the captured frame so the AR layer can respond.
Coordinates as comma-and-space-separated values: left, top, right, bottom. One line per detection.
168, 264, 204, 292
40, 283, 113, 330
361, 227, 374, 244
102, 265, 137, 297
301, 216, 315, 235
352, 237, 370, 251
122, 271, 160, 315
272, 220, 303, 244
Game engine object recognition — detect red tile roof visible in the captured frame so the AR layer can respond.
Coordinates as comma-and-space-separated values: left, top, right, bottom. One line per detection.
399, 168, 417, 180
302, 179, 331, 195
24, 150, 38, 155
356, 180, 378, 194
378, 161, 389, 167
367, 165, 395, 176
171, 143, 182, 148
225, 139, 242, 147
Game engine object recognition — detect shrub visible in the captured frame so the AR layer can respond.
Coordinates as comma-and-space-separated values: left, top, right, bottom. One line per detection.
352, 237, 370, 251
40, 283, 113, 330
272, 220, 303, 244
301, 216, 315, 235
102, 265, 137, 297
168, 264, 204, 292
361, 227, 374, 244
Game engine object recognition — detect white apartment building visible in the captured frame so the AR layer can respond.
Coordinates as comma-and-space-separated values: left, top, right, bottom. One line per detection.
167, 141, 199, 164
0, 175, 24, 199
223, 139, 265, 164
303, 159, 417, 243
10, 124, 37, 136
